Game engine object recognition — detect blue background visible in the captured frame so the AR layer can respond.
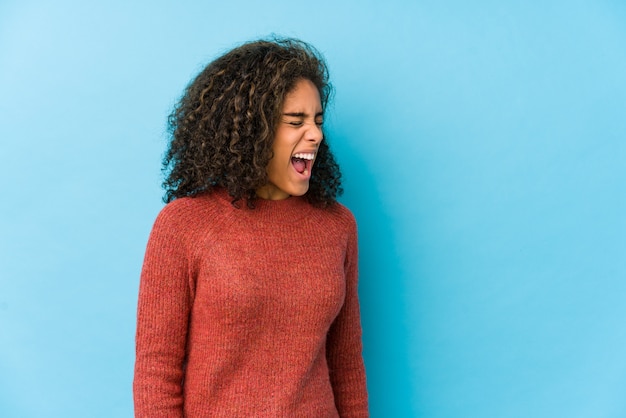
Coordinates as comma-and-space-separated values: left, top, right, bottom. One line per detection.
1, 1, 625, 417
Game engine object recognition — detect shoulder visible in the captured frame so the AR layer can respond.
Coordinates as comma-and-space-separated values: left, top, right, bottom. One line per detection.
155, 195, 209, 223
328, 201, 357, 226
309, 201, 358, 235
150, 193, 226, 238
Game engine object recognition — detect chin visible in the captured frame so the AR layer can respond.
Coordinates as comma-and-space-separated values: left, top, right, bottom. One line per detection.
289, 184, 310, 197
290, 189, 308, 197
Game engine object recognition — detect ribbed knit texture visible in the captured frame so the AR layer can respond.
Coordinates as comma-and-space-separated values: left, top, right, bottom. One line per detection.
133, 188, 369, 417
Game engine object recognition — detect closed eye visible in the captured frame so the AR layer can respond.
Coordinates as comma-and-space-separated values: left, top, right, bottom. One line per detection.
283, 111, 324, 127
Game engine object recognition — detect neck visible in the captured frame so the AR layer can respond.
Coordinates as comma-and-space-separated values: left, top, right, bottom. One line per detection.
256, 184, 290, 200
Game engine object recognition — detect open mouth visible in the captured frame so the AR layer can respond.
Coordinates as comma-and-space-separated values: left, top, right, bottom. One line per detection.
291, 152, 315, 176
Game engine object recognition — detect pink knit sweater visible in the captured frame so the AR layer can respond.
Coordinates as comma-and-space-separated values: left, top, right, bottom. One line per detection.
133, 188, 368, 417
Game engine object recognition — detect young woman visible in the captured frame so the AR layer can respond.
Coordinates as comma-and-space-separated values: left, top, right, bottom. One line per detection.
133, 37, 369, 417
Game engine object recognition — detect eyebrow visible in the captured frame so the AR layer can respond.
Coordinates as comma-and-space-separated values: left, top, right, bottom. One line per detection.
283, 112, 324, 117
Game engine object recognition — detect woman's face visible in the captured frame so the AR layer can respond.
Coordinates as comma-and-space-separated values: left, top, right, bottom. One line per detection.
256, 78, 324, 200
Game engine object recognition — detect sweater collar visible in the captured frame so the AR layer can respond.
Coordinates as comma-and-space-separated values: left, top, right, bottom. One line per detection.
209, 187, 316, 223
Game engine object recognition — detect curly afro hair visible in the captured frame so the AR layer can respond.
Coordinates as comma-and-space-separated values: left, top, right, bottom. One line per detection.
162, 37, 342, 208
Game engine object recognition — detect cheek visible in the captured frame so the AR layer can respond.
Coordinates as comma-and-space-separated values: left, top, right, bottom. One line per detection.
272, 137, 294, 163
267, 152, 289, 180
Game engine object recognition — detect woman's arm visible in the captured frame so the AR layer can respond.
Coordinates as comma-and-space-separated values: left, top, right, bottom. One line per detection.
326, 218, 369, 417
133, 206, 193, 417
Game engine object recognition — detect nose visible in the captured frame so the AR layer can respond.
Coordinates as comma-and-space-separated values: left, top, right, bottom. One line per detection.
305, 122, 323, 144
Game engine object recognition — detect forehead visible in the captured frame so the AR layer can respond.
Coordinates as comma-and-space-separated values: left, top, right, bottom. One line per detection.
283, 79, 322, 109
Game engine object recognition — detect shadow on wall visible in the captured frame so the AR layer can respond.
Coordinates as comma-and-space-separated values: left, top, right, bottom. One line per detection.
335, 134, 415, 417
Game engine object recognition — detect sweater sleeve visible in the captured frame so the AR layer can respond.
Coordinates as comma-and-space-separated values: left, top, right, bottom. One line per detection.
326, 217, 369, 417
133, 206, 194, 417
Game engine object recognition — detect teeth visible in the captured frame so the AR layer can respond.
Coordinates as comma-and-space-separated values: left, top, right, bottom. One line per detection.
293, 153, 315, 160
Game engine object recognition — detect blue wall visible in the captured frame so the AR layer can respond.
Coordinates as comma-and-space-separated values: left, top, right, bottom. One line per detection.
1, 1, 625, 417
